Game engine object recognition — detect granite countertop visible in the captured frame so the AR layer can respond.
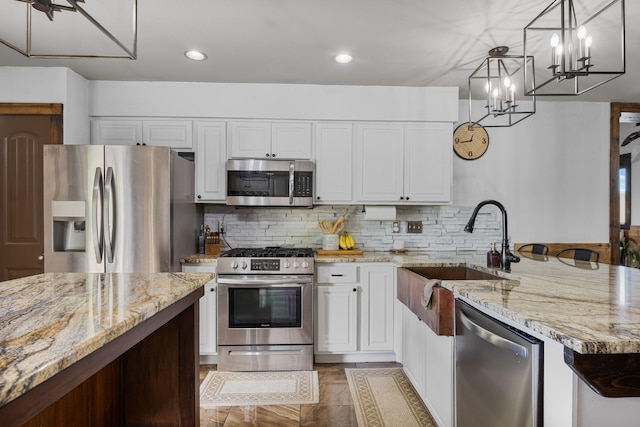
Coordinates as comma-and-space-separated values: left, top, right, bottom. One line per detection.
181, 254, 219, 264
0, 272, 214, 407
316, 250, 640, 355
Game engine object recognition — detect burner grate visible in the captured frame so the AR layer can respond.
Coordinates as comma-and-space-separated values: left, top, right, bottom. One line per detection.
220, 247, 314, 258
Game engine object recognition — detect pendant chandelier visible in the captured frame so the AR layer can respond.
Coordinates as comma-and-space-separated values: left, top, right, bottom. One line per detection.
523, 0, 625, 96
0, 0, 137, 59
468, 47, 536, 128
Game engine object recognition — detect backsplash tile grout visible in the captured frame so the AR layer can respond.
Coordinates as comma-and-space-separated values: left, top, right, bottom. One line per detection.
202, 205, 503, 252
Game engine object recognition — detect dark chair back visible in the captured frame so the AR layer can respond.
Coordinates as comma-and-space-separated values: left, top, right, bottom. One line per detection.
556, 247, 600, 263
518, 243, 549, 255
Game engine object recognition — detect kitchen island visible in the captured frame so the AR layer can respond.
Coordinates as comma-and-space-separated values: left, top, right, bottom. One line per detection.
0, 272, 213, 427
316, 251, 640, 427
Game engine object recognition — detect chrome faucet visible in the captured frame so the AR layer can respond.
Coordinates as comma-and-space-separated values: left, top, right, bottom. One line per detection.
464, 200, 520, 271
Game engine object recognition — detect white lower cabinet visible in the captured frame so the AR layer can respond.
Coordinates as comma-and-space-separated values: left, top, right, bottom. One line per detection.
182, 264, 217, 359
401, 304, 454, 427
315, 263, 395, 362
316, 284, 358, 353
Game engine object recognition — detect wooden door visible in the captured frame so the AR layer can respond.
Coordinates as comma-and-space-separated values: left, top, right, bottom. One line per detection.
0, 104, 62, 281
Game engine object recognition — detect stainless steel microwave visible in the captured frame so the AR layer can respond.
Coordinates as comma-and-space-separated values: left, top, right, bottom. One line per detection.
226, 159, 314, 207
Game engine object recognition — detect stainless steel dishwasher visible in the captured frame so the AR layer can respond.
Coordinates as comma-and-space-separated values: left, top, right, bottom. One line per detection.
455, 300, 543, 427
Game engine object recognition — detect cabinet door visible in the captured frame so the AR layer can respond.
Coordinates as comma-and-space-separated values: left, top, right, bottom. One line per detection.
91, 119, 142, 145
360, 265, 394, 351
272, 122, 312, 159
195, 121, 227, 202
315, 285, 358, 353
314, 123, 353, 203
181, 264, 217, 355
199, 281, 218, 355
424, 326, 454, 427
355, 123, 404, 202
404, 123, 452, 203
143, 120, 193, 149
402, 305, 426, 397
228, 121, 271, 158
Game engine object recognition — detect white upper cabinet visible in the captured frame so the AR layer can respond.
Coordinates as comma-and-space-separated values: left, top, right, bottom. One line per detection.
142, 120, 193, 149
355, 123, 405, 202
404, 123, 452, 203
195, 121, 227, 203
313, 123, 353, 204
91, 119, 142, 146
355, 122, 452, 204
228, 120, 312, 159
91, 118, 193, 150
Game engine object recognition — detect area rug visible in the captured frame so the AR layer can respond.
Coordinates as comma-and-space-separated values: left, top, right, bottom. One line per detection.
199, 370, 319, 407
345, 368, 437, 427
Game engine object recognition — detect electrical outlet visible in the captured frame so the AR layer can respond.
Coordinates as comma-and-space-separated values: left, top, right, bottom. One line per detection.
392, 221, 400, 233
407, 220, 423, 234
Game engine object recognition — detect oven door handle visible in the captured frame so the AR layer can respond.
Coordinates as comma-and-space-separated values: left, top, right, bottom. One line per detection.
218, 276, 313, 285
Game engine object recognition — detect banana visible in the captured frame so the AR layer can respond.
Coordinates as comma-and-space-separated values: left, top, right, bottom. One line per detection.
339, 233, 348, 250
339, 232, 355, 250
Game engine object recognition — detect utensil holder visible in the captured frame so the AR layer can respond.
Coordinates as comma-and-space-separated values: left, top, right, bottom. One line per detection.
322, 234, 339, 250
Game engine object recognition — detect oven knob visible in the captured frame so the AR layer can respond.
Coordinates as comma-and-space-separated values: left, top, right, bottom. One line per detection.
241, 261, 248, 270
301, 261, 309, 268
231, 261, 238, 269
283, 261, 291, 268
293, 261, 300, 268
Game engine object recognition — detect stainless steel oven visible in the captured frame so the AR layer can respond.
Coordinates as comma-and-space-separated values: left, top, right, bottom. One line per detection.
217, 247, 314, 371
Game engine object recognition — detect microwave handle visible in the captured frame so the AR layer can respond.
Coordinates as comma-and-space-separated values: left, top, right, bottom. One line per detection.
289, 161, 295, 205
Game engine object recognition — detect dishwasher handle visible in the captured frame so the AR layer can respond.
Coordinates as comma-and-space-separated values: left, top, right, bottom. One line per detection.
460, 310, 528, 358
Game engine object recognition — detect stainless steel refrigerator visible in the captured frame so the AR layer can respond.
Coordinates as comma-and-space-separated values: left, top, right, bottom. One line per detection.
43, 145, 197, 273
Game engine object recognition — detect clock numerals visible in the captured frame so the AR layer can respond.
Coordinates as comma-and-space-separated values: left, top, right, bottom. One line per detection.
453, 122, 489, 161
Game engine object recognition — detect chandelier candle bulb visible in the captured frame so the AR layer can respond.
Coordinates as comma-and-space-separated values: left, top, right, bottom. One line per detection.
550, 33, 560, 67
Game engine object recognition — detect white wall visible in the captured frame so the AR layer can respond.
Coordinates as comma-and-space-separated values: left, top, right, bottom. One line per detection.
455, 100, 610, 243
0, 67, 89, 144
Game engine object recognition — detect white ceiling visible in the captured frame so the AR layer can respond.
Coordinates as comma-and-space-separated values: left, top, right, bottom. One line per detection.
0, 0, 637, 102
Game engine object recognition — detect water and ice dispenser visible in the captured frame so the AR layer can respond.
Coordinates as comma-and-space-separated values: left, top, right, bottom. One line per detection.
51, 201, 86, 252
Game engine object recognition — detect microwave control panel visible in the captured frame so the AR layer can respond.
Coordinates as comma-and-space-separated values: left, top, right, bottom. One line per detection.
294, 172, 312, 197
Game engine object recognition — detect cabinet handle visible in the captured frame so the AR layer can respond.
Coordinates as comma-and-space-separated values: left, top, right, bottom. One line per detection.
331, 274, 344, 277
406, 197, 410, 201
400, 196, 404, 200
210, 288, 215, 292
272, 153, 276, 157
266, 153, 270, 157
316, 196, 321, 200
352, 288, 357, 292
136, 143, 141, 146
197, 195, 202, 199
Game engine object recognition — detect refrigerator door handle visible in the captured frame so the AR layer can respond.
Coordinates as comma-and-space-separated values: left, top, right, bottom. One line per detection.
288, 161, 294, 205
92, 167, 104, 263
104, 166, 116, 263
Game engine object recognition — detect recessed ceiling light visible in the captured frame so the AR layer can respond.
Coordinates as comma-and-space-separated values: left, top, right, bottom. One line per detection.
184, 50, 208, 61
334, 53, 353, 64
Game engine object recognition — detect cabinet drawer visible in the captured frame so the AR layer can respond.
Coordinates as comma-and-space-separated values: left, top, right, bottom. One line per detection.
316, 265, 358, 283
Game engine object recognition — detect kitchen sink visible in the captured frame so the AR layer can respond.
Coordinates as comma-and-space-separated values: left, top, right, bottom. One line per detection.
397, 266, 504, 336
404, 266, 503, 281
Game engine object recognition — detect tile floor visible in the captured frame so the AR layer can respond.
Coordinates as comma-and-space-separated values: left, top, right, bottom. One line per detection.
199, 362, 401, 426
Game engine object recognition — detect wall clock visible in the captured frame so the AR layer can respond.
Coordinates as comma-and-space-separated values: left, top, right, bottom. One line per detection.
453, 122, 489, 160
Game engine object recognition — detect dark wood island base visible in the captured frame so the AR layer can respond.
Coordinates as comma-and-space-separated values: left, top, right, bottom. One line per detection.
1, 288, 203, 427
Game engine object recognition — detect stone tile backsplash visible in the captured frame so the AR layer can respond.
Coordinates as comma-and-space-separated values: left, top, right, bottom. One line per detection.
202, 205, 504, 253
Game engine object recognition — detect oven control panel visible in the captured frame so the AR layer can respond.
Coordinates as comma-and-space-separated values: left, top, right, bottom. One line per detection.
217, 257, 313, 275
251, 259, 280, 271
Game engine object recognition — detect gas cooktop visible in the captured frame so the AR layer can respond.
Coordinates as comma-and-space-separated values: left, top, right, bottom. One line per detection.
219, 247, 314, 258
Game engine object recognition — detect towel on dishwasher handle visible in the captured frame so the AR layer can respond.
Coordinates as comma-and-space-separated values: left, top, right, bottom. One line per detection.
421, 279, 441, 309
